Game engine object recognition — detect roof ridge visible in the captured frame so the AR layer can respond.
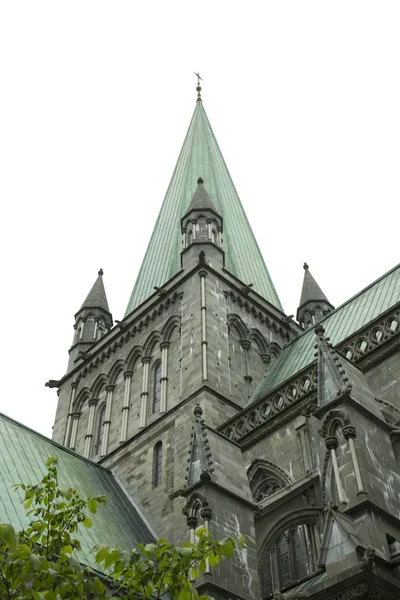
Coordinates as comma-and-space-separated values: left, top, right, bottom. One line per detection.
283, 261, 400, 352
0, 412, 111, 471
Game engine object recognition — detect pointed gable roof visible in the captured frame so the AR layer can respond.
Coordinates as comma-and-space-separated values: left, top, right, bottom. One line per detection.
125, 98, 282, 315
299, 263, 332, 309
79, 269, 110, 314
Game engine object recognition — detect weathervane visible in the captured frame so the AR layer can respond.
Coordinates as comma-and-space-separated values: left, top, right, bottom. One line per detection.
194, 72, 203, 101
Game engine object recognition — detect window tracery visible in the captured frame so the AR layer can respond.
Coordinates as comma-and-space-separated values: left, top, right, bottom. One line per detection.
248, 459, 291, 503
259, 524, 317, 597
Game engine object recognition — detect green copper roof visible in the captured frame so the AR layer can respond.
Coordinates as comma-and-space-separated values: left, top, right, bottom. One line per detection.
250, 263, 400, 403
125, 99, 282, 315
0, 413, 154, 570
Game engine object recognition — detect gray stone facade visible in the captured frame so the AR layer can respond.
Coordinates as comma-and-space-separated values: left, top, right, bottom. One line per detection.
51, 107, 400, 600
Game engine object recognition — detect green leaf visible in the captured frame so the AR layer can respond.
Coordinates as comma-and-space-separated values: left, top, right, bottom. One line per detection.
144, 543, 156, 553
88, 498, 98, 514
83, 516, 92, 528
2, 524, 16, 545
93, 576, 105, 594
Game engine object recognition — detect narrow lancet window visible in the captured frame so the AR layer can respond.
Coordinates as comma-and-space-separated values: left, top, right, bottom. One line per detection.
153, 441, 163, 487
152, 361, 162, 413
95, 405, 106, 455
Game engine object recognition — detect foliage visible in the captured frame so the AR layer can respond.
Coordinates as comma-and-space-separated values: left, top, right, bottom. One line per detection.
0, 457, 245, 599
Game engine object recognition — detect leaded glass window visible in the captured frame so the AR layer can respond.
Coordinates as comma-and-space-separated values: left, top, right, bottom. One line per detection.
153, 441, 163, 487
152, 361, 162, 414
259, 524, 315, 598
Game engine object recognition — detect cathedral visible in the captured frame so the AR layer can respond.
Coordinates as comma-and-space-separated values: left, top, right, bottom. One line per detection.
1, 83, 400, 600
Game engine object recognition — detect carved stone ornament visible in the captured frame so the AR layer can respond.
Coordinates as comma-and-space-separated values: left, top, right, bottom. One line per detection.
342, 425, 357, 440
330, 582, 397, 600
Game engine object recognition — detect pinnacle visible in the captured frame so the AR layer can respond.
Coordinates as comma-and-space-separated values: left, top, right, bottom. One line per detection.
299, 263, 331, 308
80, 270, 110, 313
185, 177, 218, 215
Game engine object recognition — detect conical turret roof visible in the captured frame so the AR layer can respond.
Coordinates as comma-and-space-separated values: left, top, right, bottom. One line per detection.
125, 98, 282, 315
79, 269, 110, 313
184, 177, 219, 216
299, 263, 331, 308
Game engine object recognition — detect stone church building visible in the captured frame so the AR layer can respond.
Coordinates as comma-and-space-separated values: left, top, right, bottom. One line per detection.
1, 84, 400, 600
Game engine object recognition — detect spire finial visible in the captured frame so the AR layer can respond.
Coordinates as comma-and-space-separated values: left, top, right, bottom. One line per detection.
303, 262, 309, 270
197, 176, 204, 185
98, 268, 104, 276
194, 72, 202, 102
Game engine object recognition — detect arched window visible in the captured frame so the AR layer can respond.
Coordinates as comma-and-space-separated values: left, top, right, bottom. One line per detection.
259, 524, 317, 597
95, 405, 106, 456
152, 361, 162, 414
248, 459, 291, 504
153, 441, 163, 487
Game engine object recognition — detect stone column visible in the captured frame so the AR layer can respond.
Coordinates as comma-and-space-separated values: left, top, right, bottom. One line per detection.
325, 437, 345, 505
70, 411, 81, 450
140, 357, 150, 428
206, 219, 212, 240
119, 370, 133, 443
160, 342, 170, 413
64, 381, 78, 447
343, 425, 365, 495
101, 384, 115, 456
295, 415, 312, 474
199, 271, 208, 381
79, 317, 86, 340
200, 507, 212, 574
93, 317, 99, 340
84, 398, 98, 458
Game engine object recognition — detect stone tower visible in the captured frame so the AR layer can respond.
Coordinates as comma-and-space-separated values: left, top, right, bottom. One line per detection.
51, 85, 400, 600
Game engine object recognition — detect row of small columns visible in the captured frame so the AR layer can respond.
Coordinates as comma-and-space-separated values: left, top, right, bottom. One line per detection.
186, 508, 212, 575
183, 220, 222, 247
75, 316, 109, 340
325, 425, 364, 504
66, 344, 171, 456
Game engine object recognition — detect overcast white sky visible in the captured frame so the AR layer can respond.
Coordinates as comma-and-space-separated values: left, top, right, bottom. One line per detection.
1, 2, 399, 438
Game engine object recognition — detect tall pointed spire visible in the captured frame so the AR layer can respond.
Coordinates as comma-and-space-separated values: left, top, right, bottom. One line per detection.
125, 88, 282, 315
297, 263, 334, 328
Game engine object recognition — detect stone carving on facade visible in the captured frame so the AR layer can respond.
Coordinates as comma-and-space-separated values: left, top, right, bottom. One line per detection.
359, 546, 376, 572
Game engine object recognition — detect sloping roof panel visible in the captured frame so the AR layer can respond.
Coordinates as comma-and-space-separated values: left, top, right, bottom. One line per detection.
125, 100, 282, 314
251, 264, 400, 403
0, 414, 154, 569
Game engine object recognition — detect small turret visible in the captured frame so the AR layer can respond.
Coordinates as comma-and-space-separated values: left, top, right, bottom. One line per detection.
180, 177, 223, 269
67, 269, 113, 370
297, 263, 334, 329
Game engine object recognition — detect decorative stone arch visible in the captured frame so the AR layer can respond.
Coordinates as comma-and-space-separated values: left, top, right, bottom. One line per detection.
126, 345, 144, 371
74, 387, 90, 412
143, 331, 162, 357
268, 342, 281, 357
248, 328, 269, 355
162, 315, 181, 343
319, 409, 351, 439
260, 507, 322, 556
91, 374, 108, 399
258, 507, 322, 597
227, 314, 249, 341
108, 360, 125, 386
247, 458, 293, 503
